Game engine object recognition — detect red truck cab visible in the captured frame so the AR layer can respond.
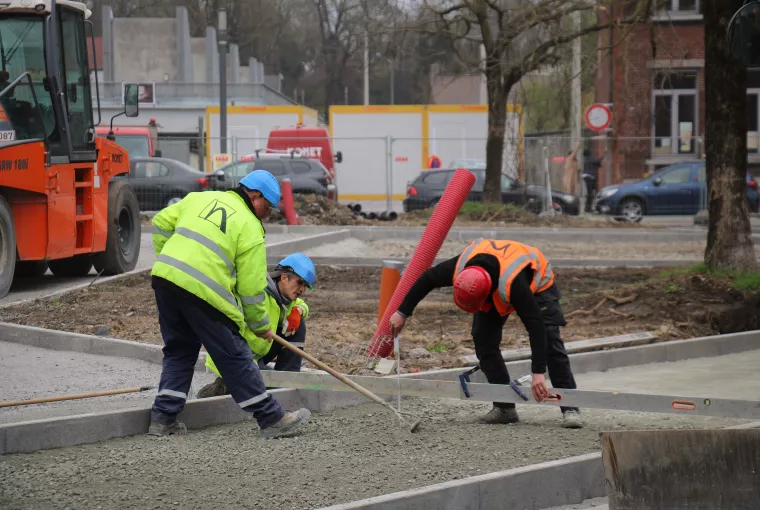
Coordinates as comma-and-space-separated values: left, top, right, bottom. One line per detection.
95, 122, 160, 159
267, 124, 341, 178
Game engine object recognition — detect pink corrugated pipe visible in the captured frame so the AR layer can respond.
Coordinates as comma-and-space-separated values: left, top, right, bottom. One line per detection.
367, 168, 476, 357
280, 178, 299, 226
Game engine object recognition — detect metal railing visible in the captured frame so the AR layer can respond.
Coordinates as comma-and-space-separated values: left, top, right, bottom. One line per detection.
95, 82, 299, 107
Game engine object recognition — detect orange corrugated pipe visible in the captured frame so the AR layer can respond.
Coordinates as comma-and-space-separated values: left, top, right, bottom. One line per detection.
377, 260, 404, 324
280, 178, 299, 225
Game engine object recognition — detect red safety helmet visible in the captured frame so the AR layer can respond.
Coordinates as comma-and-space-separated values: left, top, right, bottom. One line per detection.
453, 266, 492, 313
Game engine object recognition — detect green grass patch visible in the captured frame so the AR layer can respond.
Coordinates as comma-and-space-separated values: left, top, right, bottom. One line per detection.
658, 264, 760, 293
663, 283, 684, 294
425, 344, 448, 353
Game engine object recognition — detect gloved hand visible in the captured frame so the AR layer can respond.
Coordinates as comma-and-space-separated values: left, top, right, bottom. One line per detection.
282, 307, 303, 337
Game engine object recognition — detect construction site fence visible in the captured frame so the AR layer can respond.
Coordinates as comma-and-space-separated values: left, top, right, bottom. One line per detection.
140, 134, 712, 213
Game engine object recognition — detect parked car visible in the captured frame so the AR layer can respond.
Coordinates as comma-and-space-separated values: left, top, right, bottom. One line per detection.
595, 161, 760, 222
114, 157, 210, 211
211, 153, 338, 200
402, 168, 581, 215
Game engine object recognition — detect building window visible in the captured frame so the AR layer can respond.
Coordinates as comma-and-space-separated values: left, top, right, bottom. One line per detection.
748, 71, 760, 154
655, 0, 702, 16
653, 71, 698, 156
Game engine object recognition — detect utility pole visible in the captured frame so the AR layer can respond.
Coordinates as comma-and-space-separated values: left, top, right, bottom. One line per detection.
571, 10, 584, 212
363, 29, 369, 105
218, 9, 228, 153
390, 59, 395, 105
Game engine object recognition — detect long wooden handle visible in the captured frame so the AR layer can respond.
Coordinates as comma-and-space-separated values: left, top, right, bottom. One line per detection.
272, 334, 388, 407
0, 386, 154, 408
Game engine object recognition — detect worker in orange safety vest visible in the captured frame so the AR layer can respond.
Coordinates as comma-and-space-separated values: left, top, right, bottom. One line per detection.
389, 239, 583, 428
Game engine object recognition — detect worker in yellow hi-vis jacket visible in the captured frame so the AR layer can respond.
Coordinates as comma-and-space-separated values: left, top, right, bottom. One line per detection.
147, 170, 310, 440
198, 253, 316, 398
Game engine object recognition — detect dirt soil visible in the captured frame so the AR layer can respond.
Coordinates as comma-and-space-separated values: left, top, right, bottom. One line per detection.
2, 267, 758, 374
141, 195, 642, 229
0, 398, 747, 510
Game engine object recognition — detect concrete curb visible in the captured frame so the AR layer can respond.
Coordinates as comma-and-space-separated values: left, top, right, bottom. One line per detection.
304, 256, 699, 269
0, 267, 152, 310
0, 322, 208, 372
0, 388, 310, 455
318, 452, 604, 510
2, 323, 757, 383
266, 229, 353, 257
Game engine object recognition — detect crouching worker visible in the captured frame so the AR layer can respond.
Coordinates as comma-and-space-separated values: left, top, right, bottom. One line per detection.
148, 170, 311, 439
389, 239, 583, 429
198, 253, 316, 398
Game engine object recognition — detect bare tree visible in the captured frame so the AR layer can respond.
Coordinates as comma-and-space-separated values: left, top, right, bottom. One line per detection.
420, 0, 652, 203
703, 0, 756, 270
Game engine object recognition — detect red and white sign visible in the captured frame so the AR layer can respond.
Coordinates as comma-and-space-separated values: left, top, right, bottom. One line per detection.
395, 156, 409, 162
552, 156, 566, 163
585, 104, 612, 131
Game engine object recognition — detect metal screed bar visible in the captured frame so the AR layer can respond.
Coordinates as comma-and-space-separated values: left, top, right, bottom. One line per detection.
261, 371, 760, 420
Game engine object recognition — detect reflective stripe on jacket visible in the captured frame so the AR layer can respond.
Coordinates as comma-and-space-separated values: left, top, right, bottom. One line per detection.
150, 190, 272, 356
453, 238, 554, 316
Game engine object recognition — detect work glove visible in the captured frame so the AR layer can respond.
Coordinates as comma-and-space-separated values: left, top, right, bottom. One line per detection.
282, 307, 303, 337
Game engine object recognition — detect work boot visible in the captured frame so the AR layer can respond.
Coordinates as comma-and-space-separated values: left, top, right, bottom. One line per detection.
260, 408, 311, 439
480, 406, 520, 424
147, 420, 187, 436
562, 409, 584, 429
197, 377, 228, 399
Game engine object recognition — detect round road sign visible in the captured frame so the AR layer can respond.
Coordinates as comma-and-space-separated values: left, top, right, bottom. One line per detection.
585, 104, 612, 131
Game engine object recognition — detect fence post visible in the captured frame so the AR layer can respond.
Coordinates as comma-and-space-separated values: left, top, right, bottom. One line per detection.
386, 135, 393, 212
543, 144, 554, 216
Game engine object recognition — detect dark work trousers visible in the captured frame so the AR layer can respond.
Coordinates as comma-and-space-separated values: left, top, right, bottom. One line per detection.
258, 320, 306, 372
471, 284, 579, 414
150, 286, 285, 429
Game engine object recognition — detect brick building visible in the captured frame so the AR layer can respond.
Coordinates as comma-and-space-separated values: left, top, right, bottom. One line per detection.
595, 1, 760, 188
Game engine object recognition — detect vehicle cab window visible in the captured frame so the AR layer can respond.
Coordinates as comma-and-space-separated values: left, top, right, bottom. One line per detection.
501, 175, 514, 190
658, 165, 693, 184
58, 6, 94, 154
0, 16, 56, 143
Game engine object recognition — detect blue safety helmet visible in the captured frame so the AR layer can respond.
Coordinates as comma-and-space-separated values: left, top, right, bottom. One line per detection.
277, 253, 316, 289
239, 170, 281, 212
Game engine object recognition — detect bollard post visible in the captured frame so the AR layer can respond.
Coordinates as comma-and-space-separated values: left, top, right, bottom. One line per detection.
378, 260, 404, 325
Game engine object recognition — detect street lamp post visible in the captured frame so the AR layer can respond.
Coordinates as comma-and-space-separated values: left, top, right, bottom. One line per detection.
218, 9, 228, 154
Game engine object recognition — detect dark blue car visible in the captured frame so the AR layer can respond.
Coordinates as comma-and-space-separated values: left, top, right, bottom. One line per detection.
595, 161, 760, 222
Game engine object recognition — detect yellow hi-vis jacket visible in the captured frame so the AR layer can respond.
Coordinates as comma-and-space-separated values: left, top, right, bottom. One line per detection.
151, 190, 272, 357
205, 274, 310, 377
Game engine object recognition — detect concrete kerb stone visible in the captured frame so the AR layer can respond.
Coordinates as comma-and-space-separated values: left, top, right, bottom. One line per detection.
266, 228, 353, 257
0, 267, 152, 310
317, 452, 605, 510
0, 387, 306, 455
347, 226, 727, 244
0, 322, 208, 371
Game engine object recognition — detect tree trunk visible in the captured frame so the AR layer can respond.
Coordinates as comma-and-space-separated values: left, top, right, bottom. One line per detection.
483, 68, 508, 204
704, 0, 757, 270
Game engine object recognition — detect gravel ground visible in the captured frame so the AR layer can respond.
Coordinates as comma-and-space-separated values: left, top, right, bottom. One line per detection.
303, 238, 760, 260
0, 397, 747, 510
0, 342, 216, 425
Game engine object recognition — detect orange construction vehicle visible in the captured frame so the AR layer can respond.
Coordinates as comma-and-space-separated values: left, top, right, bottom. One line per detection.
0, 1, 142, 298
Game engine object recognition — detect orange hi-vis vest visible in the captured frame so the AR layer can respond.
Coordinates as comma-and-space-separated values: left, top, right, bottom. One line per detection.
453, 239, 555, 316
